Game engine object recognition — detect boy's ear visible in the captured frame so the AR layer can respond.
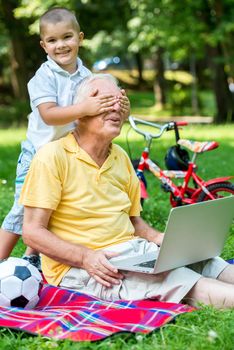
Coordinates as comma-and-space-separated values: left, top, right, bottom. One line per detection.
40, 40, 48, 53
78, 32, 84, 46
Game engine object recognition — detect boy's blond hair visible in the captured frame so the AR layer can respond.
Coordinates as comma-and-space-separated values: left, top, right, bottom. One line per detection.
40, 7, 80, 38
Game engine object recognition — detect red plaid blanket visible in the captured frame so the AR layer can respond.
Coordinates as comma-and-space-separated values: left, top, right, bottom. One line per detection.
0, 284, 194, 342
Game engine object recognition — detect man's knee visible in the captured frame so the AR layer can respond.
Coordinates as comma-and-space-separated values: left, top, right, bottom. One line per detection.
183, 277, 212, 305
184, 276, 234, 308
217, 264, 234, 284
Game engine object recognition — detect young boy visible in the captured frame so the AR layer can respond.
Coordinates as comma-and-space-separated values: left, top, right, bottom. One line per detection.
0, 7, 129, 270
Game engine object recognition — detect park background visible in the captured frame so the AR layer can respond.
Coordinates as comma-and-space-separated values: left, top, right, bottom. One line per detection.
1, 0, 234, 125
0, 1, 234, 349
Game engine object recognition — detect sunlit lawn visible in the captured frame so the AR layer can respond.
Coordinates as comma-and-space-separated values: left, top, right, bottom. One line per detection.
0, 123, 234, 349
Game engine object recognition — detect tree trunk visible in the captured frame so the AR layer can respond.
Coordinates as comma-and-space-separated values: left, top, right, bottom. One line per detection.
203, 0, 234, 123
153, 47, 166, 110
189, 52, 199, 115
0, 0, 29, 100
134, 52, 145, 86
208, 44, 234, 123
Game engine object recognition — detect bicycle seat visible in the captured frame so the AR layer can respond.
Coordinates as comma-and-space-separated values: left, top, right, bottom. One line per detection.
178, 139, 219, 153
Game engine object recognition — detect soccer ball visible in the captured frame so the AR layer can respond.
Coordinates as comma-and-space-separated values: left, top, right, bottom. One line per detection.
0, 257, 42, 309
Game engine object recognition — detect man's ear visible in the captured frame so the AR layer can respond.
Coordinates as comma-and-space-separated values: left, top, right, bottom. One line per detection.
89, 88, 98, 97
40, 40, 48, 53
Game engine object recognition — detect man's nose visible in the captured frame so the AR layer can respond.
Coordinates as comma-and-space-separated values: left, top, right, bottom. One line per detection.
112, 100, 121, 112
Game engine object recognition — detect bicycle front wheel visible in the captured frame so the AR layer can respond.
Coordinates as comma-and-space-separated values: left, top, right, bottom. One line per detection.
197, 182, 234, 202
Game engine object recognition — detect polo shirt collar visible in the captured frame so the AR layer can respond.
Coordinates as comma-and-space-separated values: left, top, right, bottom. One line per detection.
46, 56, 86, 77
62, 133, 115, 171
62, 133, 79, 153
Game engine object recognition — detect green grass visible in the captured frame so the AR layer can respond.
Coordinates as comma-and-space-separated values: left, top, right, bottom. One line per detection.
0, 124, 234, 349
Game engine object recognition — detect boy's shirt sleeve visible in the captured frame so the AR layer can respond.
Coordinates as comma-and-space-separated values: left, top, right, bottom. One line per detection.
27, 64, 57, 107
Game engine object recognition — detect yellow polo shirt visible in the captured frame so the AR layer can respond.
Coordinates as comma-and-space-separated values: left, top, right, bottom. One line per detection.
20, 133, 141, 285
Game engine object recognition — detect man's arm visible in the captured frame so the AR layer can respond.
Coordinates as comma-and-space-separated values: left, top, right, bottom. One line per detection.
130, 216, 164, 246
23, 206, 123, 287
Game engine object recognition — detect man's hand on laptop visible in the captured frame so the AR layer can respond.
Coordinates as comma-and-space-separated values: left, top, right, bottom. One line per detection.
131, 216, 164, 246
150, 232, 164, 246
81, 249, 124, 287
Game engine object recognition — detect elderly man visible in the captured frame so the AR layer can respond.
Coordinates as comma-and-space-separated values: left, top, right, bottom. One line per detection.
20, 74, 234, 308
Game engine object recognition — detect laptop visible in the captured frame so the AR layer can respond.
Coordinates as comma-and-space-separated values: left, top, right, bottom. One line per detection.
110, 196, 234, 274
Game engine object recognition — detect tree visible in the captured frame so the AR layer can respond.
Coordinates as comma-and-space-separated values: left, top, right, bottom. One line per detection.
199, 0, 234, 123
0, 0, 29, 99
3, 0, 234, 122
0, 0, 44, 101
127, 2, 166, 109
127, 0, 234, 123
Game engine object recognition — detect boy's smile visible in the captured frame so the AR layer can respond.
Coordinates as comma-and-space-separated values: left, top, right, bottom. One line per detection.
40, 21, 84, 74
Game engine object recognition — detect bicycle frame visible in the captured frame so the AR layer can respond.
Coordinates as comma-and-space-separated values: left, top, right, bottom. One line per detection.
136, 138, 233, 206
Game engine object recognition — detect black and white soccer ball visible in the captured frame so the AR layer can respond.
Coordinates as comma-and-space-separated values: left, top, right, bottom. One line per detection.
0, 257, 42, 309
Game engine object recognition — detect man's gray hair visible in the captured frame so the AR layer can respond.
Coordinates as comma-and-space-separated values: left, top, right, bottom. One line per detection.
74, 74, 119, 104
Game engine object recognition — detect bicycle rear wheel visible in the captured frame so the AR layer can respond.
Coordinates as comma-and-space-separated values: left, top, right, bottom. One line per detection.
197, 182, 234, 202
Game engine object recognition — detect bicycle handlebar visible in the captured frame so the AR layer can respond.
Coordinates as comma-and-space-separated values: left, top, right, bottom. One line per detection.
128, 116, 188, 139
176, 121, 188, 126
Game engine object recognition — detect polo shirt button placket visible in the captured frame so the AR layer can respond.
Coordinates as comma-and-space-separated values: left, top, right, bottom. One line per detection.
70, 81, 76, 101
95, 172, 100, 183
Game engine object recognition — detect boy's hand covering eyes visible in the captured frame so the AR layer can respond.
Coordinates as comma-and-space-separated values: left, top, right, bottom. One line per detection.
81, 87, 130, 119
119, 89, 130, 120
78, 90, 116, 116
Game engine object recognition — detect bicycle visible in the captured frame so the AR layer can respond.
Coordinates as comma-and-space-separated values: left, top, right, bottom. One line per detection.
127, 116, 234, 207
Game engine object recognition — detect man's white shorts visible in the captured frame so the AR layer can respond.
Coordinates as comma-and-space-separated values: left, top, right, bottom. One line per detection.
59, 238, 228, 303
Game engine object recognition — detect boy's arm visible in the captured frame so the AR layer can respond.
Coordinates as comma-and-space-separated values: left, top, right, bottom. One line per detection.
38, 93, 117, 125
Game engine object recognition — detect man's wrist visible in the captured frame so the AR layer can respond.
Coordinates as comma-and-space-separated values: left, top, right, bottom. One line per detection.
79, 246, 93, 269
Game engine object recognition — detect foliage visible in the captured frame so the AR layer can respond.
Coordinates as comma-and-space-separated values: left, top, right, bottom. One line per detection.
0, 100, 30, 127
127, 0, 234, 61
1, 1, 234, 123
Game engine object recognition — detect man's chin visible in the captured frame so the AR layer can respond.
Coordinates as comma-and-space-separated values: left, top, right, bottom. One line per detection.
109, 127, 122, 139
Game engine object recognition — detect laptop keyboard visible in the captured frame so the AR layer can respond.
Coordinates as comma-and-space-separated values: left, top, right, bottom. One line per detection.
134, 259, 156, 268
